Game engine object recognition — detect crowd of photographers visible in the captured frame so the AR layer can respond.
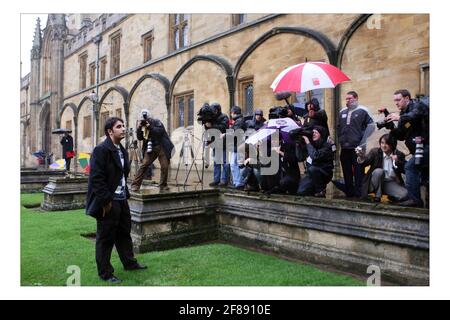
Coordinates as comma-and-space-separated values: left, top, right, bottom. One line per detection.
198, 88, 429, 208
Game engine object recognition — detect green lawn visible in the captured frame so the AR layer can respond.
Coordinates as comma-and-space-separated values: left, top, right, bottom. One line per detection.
21, 193, 363, 286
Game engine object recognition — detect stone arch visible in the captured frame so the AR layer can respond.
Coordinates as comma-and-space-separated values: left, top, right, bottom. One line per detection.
128, 73, 171, 136
127, 73, 170, 107
39, 102, 51, 153
169, 55, 234, 115
336, 14, 372, 69
338, 14, 429, 152
99, 86, 129, 113
76, 96, 91, 119
233, 26, 338, 90
58, 102, 78, 127
76, 96, 94, 153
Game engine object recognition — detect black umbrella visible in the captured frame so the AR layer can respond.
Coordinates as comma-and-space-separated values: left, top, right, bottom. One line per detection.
52, 128, 72, 134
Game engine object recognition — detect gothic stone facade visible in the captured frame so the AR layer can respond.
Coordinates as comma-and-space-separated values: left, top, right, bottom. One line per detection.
20, 14, 429, 170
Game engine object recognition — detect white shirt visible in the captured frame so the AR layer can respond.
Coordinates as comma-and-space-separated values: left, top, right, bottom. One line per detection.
382, 152, 397, 181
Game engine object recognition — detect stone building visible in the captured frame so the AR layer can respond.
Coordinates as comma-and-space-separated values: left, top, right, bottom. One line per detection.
20, 13, 429, 170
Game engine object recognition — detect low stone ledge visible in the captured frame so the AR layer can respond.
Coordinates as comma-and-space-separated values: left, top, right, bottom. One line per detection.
129, 189, 219, 253
129, 188, 429, 285
41, 176, 88, 211
220, 191, 429, 250
21, 169, 67, 193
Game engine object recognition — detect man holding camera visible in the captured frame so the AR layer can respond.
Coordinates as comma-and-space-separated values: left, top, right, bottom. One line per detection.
297, 126, 334, 197
337, 91, 375, 198
205, 102, 230, 187
131, 109, 174, 192
386, 89, 429, 207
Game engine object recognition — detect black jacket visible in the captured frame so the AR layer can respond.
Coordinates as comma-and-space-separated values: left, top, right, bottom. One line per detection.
86, 137, 130, 218
60, 135, 74, 158
303, 109, 330, 137
337, 106, 374, 149
137, 119, 175, 159
206, 112, 229, 150
246, 116, 266, 131
391, 100, 429, 154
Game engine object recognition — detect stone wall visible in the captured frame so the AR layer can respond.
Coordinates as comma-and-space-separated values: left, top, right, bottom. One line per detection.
129, 189, 429, 285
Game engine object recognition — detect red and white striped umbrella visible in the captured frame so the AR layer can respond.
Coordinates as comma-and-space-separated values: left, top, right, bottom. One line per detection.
270, 62, 350, 93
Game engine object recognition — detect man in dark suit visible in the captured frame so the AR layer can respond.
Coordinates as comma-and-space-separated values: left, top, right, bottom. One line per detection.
86, 117, 147, 284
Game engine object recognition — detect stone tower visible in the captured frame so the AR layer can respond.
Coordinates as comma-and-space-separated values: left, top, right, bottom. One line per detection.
29, 14, 67, 158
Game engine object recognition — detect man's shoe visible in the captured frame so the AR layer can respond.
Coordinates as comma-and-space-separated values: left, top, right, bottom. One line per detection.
314, 190, 326, 198
374, 197, 381, 203
218, 182, 228, 187
398, 199, 422, 208
209, 182, 220, 187
125, 263, 148, 271
101, 275, 122, 284
158, 184, 169, 191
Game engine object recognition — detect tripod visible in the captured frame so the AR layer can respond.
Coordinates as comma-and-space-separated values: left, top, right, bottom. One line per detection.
174, 129, 203, 187
127, 128, 143, 179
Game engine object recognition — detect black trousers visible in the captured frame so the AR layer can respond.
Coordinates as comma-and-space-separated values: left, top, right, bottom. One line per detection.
65, 158, 71, 171
340, 148, 364, 197
95, 200, 138, 279
297, 165, 333, 195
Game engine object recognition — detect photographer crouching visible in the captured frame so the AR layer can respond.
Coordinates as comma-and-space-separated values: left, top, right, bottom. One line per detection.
130, 109, 174, 192
384, 89, 429, 207
296, 126, 334, 198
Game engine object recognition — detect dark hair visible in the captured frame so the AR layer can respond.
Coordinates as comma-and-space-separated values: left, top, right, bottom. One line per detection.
104, 117, 124, 136
394, 89, 411, 100
379, 133, 397, 151
346, 91, 358, 98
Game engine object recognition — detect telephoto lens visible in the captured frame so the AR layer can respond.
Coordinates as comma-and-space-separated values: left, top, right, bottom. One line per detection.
414, 137, 424, 166
147, 140, 153, 154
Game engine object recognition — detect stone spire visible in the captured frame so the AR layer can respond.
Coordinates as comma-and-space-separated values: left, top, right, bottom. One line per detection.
31, 18, 42, 60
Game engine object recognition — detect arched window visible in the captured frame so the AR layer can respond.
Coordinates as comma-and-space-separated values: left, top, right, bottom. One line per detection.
239, 77, 254, 116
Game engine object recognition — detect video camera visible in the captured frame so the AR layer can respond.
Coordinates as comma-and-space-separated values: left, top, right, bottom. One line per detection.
197, 103, 217, 125
289, 127, 314, 141
376, 108, 395, 130
268, 106, 289, 119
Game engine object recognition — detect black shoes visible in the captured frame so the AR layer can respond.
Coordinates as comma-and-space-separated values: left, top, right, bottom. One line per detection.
125, 263, 148, 271
398, 199, 423, 208
314, 190, 327, 198
209, 182, 220, 187
218, 182, 228, 187
101, 275, 122, 284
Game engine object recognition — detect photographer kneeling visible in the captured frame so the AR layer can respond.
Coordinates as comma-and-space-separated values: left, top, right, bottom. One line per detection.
131, 109, 174, 191
297, 126, 334, 198
356, 134, 408, 203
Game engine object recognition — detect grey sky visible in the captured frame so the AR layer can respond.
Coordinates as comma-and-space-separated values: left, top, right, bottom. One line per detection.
21, 14, 47, 78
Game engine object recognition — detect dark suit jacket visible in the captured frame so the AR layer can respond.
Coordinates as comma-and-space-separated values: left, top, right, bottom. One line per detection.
358, 148, 406, 198
86, 137, 130, 218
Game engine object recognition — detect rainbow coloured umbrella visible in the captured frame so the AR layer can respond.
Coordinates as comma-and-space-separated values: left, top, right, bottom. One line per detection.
49, 159, 66, 170
78, 153, 90, 169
